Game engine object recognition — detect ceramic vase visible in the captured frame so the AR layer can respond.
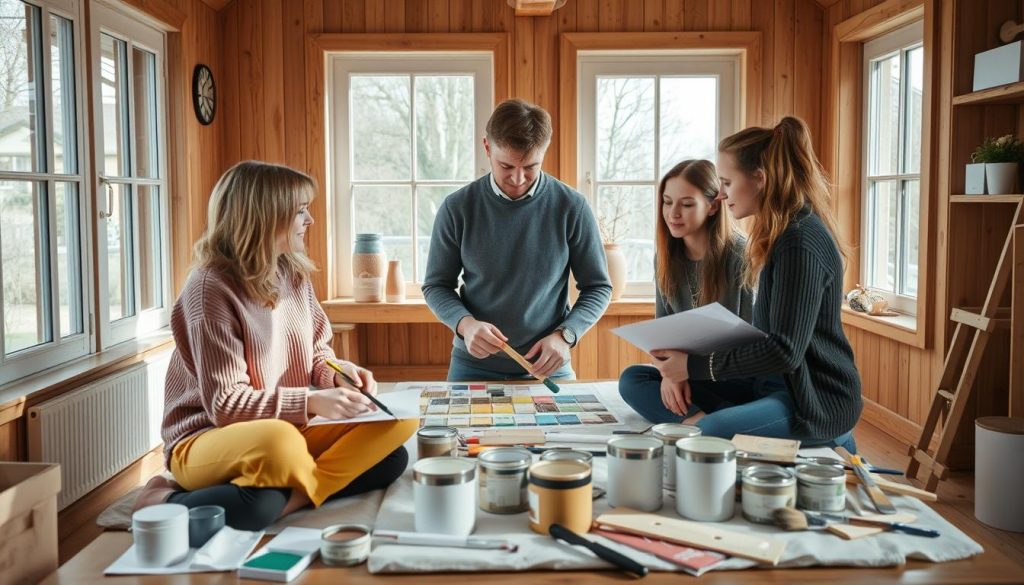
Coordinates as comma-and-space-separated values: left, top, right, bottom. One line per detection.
386, 260, 405, 303
604, 243, 626, 301
353, 233, 385, 302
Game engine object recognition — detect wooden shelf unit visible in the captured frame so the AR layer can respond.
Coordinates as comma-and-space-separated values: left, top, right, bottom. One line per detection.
952, 81, 1024, 106
950, 194, 1024, 203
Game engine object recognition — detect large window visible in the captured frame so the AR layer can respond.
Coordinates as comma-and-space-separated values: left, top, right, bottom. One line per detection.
578, 53, 740, 295
329, 53, 493, 298
862, 21, 923, 315
90, 2, 169, 347
0, 0, 89, 385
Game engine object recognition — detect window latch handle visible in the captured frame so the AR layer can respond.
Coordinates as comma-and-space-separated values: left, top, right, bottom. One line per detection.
98, 176, 114, 220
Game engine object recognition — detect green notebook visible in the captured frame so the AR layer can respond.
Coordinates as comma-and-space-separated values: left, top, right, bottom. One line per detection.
241, 552, 303, 571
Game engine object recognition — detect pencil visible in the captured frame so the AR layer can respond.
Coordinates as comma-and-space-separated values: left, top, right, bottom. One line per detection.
325, 359, 397, 419
500, 343, 561, 394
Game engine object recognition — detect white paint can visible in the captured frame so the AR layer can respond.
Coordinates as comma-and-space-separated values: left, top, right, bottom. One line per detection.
795, 463, 846, 513
413, 456, 477, 535
741, 464, 796, 524
975, 417, 1024, 532
675, 436, 737, 521
131, 503, 189, 567
607, 435, 664, 511
650, 423, 701, 489
478, 447, 531, 514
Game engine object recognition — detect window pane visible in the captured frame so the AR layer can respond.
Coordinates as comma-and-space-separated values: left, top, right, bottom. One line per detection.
597, 77, 655, 181
865, 180, 897, 293
353, 185, 412, 273
351, 76, 410, 180
1, 180, 50, 353
904, 46, 923, 175
659, 77, 717, 176
54, 182, 82, 337
0, 1, 42, 173
597, 185, 655, 283
136, 184, 162, 310
51, 14, 77, 174
901, 179, 919, 297
868, 53, 900, 177
132, 47, 159, 178
105, 182, 133, 320
415, 76, 474, 181
417, 185, 457, 282
99, 34, 129, 177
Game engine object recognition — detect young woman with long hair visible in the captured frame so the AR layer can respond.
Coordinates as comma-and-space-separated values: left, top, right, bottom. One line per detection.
619, 159, 752, 420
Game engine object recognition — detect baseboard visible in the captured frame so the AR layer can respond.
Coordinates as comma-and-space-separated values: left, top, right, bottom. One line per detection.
859, 398, 938, 452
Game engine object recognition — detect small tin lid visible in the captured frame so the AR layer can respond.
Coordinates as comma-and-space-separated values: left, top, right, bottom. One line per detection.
539, 448, 593, 465
528, 459, 591, 483
413, 456, 476, 486
651, 423, 702, 443
976, 416, 1024, 435
417, 426, 459, 442
322, 524, 371, 547
607, 435, 663, 459
794, 463, 846, 485
478, 446, 532, 470
132, 503, 188, 529
742, 464, 795, 488
675, 436, 736, 463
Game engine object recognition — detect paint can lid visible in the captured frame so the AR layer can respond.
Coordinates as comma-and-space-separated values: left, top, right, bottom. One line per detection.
651, 423, 702, 443
132, 503, 189, 530
607, 435, 663, 459
413, 456, 476, 486
675, 436, 737, 463
478, 446, 532, 470
976, 417, 1024, 435
794, 463, 846, 485
742, 464, 795, 488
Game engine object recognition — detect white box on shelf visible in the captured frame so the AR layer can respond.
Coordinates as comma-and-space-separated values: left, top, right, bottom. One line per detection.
965, 162, 987, 194
974, 41, 1024, 91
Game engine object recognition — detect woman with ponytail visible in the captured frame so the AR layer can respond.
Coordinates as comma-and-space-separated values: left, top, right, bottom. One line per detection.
618, 159, 752, 420
641, 117, 862, 450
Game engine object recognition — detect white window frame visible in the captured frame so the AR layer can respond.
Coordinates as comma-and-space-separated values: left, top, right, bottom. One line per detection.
861, 21, 923, 316
89, 1, 171, 348
328, 53, 493, 299
577, 52, 741, 298
0, 0, 93, 385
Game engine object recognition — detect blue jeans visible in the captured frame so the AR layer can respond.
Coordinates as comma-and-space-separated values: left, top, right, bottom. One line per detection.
618, 365, 857, 451
447, 355, 576, 382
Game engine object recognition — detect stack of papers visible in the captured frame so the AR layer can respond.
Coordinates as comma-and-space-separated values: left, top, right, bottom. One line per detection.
611, 303, 765, 354
105, 526, 263, 575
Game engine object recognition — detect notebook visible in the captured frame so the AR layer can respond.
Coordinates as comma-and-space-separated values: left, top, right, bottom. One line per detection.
238, 526, 321, 582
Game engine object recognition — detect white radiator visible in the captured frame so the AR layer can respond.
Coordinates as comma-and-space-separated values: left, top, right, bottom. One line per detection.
27, 352, 170, 510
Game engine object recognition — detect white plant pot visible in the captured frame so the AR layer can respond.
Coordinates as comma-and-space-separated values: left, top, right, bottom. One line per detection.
985, 162, 1019, 195
965, 163, 986, 194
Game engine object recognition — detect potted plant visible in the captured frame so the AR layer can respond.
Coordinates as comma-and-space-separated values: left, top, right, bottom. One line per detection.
597, 208, 629, 301
971, 134, 1024, 195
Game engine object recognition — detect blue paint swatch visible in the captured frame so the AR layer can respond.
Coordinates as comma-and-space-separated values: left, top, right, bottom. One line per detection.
451, 384, 469, 390
554, 395, 577, 403
575, 394, 600, 403
556, 414, 580, 425
535, 414, 559, 425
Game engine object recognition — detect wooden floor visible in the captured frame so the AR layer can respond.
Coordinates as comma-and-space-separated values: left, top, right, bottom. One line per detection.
57, 420, 1024, 571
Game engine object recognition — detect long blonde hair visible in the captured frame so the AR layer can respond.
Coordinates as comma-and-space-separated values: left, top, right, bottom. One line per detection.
718, 116, 845, 288
655, 159, 741, 306
193, 161, 317, 307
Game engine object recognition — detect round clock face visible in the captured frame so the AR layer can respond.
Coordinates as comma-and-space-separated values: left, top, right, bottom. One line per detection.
192, 64, 215, 125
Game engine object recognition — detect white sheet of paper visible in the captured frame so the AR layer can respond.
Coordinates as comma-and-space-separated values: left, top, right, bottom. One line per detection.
104, 526, 263, 575
611, 302, 766, 354
306, 388, 421, 426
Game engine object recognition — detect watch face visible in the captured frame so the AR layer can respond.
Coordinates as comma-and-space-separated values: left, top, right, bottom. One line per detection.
560, 328, 576, 344
192, 65, 215, 125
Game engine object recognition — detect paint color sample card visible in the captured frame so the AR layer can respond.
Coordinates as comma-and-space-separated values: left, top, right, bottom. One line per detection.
398, 382, 620, 430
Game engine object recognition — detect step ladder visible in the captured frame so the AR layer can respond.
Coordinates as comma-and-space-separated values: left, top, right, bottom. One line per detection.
906, 199, 1024, 492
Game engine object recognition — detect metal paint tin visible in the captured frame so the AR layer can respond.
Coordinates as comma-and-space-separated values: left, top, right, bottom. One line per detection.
675, 437, 737, 521
795, 463, 847, 512
320, 524, 371, 566
607, 435, 664, 511
417, 426, 459, 459
528, 459, 592, 534
478, 447, 532, 514
651, 423, 701, 489
539, 448, 594, 467
413, 457, 477, 535
741, 464, 796, 524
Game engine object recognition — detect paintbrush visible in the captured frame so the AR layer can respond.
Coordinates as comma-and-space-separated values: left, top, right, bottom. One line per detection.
849, 454, 897, 514
500, 343, 561, 393
549, 523, 648, 578
325, 359, 397, 419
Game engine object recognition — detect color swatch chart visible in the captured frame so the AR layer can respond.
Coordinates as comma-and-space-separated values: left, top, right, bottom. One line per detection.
405, 382, 621, 429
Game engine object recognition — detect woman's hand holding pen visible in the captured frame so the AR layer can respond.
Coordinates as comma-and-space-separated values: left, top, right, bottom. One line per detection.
308, 387, 376, 419
331, 360, 378, 396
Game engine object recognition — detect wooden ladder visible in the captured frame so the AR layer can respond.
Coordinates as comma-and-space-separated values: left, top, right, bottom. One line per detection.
906, 200, 1024, 492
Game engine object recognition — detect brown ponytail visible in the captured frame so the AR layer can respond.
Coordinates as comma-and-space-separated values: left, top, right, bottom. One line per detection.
718, 116, 845, 288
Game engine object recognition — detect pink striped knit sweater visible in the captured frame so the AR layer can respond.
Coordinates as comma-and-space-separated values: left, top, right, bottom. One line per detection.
161, 265, 337, 464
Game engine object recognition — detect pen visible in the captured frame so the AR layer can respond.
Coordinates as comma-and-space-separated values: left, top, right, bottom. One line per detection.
373, 530, 518, 552
325, 359, 397, 419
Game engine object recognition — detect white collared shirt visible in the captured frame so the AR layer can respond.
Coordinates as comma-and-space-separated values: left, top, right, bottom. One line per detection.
489, 172, 542, 201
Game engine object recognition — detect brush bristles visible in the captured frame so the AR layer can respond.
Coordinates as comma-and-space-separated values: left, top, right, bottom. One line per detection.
772, 507, 810, 531
543, 378, 560, 393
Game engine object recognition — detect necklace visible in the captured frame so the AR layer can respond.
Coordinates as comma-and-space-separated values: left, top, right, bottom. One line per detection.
685, 262, 701, 308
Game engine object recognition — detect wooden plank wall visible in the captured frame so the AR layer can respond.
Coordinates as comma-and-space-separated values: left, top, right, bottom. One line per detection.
217, 0, 827, 381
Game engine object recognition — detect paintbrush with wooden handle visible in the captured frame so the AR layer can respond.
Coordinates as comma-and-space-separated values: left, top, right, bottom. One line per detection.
500, 343, 561, 393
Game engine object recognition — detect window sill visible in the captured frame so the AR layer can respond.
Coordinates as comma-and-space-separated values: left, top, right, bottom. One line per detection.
840, 305, 926, 348
0, 330, 175, 424
321, 297, 656, 323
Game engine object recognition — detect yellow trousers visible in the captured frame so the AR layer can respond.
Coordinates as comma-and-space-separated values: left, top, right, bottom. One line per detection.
170, 418, 418, 506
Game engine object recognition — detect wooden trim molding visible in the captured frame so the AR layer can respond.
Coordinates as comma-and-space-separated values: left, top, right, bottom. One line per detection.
116, 0, 186, 30
321, 298, 655, 324
304, 32, 512, 296
840, 306, 921, 346
827, 0, 933, 350
558, 31, 762, 190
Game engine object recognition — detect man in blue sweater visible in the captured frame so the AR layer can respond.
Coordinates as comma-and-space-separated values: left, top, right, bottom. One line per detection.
422, 99, 612, 382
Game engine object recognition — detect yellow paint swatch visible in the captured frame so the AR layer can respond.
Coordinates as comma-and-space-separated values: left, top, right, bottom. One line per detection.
449, 405, 471, 415
470, 416, 492, 427
512, 396, 533, 404
491, 404, 514, 414
471, 404, 492, 414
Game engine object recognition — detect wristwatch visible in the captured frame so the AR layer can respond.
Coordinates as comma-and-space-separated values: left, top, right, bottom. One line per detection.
557, 327, 577, 347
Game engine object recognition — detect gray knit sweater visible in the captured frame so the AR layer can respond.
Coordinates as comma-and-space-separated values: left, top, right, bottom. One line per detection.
422, 172, 612, 373
656, 236, 753, 322
688, 207, 863, 439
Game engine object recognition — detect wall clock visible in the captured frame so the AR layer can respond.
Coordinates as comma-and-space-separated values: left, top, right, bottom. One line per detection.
192, 64, 216, 126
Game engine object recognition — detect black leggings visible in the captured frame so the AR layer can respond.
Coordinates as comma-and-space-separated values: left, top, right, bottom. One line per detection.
167, 446, 409, 530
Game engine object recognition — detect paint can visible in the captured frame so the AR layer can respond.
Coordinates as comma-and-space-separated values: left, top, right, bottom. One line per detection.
131, 503, 189, 567
795, 463, 847, 512
675, 437, 737, 521
417, 426, 459, 459
650, 423, 701, 489
413, 457, 477, 535
607, 435, 664, 511
741, 464, 796, 524
527, 459, 592, 534
539, 448, 593, 467
320, 524, 371, 566
478, 447, 532, 514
